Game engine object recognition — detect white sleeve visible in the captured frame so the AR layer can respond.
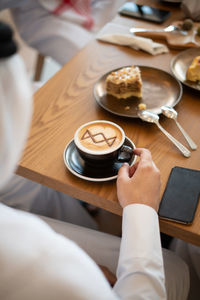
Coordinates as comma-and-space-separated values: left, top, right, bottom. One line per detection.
0, 204, 118, 300
0, 203, 166, 300
114, 204, 167, 300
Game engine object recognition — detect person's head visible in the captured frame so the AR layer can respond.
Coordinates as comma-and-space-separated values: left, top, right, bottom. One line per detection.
0, 21, 32, 189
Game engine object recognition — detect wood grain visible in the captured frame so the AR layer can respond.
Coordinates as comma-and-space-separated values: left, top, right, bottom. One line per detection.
17, 2, 200, 246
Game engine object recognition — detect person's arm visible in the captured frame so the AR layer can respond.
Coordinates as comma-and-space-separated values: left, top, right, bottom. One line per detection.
114, 148, 167, 300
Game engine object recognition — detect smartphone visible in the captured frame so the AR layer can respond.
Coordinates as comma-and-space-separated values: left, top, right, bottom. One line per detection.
158, 167, 200, 225
118, 2, 171, 24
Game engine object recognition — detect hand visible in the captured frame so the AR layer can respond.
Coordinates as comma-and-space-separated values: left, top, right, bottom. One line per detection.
99, 265, 117, 287
117, 148, 161, 212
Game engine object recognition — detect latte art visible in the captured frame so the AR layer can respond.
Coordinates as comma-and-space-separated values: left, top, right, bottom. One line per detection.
77, 122, 123, 152
81, 129, 116, 147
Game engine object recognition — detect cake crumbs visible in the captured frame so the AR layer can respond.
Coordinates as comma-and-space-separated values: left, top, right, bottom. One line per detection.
138, 103, 147, 110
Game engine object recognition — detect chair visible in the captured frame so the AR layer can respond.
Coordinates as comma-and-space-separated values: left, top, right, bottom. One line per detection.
34, 53, 45, 81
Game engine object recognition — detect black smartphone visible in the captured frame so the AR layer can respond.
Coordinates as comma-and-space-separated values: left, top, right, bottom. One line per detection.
158, 167, 200, 225
118, 2, 171, 24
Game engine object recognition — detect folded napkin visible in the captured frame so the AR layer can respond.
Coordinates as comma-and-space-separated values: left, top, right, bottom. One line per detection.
96, 22, 169, 55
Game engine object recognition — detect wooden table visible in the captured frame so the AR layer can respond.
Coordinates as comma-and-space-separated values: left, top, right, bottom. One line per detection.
17, 1, 200, 246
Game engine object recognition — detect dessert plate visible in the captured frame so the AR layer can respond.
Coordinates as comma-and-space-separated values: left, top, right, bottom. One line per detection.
94, 66, 182, 118
63, 137, 136, 182
171, 47, 200, 92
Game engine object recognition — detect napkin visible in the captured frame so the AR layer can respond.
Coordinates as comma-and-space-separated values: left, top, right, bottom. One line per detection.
96, 22, 169, 55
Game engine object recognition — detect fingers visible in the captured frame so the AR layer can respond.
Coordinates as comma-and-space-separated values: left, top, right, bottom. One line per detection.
133, 148, 152, 161
118, 148, 154, 181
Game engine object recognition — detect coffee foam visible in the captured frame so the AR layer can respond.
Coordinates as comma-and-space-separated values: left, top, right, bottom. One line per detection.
77, 122, 123, 152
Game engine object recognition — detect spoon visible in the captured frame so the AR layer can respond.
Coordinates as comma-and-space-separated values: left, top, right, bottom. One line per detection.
138, 110, 191, 158
161, 106, 197, 150
130, 25, 187, 36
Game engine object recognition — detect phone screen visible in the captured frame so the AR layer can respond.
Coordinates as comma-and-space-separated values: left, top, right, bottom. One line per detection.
118, 2, 171, 24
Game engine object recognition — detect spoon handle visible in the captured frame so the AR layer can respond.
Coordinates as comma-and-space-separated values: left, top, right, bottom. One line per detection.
175, 120, 197, 150
130, 28, 165, 33
156, 122, 191, 157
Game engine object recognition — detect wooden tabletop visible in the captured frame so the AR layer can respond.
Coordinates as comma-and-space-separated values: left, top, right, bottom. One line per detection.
17, 1, 200, 246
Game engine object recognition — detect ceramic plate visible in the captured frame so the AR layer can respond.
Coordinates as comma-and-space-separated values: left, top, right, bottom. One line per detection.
94, 66, 182, 118
171, 47, 200, 91
63, 137, 136, 182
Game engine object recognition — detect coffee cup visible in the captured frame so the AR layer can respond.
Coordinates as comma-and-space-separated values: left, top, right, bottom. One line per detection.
74, 120, 134, 165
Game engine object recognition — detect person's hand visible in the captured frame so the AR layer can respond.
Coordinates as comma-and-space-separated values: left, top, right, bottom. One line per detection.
117, 148, 161, 212
99, 265, 117, 287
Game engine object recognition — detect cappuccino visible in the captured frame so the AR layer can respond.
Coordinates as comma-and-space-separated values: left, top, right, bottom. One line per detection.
75, 121, 124, 154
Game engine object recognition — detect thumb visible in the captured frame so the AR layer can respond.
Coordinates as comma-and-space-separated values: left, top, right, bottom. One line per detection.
117, 163, 130, 181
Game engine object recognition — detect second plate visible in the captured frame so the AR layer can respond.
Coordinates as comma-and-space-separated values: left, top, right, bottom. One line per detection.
171, 47, 200, 92
94, 66, 182, 118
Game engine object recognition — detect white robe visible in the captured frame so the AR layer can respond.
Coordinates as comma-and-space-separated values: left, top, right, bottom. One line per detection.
0, 203, 189, 300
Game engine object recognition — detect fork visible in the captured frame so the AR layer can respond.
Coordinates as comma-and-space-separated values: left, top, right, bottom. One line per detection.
130, 25, 187, 36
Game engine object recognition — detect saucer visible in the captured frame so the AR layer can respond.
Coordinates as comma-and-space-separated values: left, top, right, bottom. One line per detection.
63, 137, 136, 182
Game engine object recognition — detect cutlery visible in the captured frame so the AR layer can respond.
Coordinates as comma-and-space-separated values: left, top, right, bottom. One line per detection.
161, 106, 197, 150
130, 25, 187, 36
138, 110, 191, 157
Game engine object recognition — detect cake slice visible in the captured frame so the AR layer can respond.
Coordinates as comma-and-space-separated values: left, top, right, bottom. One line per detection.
106, 66, 142, 99
186, 56, 200, 82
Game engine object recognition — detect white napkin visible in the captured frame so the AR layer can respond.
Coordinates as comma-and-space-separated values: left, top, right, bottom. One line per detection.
96, 22, 169, 55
